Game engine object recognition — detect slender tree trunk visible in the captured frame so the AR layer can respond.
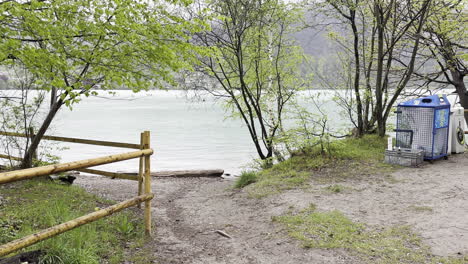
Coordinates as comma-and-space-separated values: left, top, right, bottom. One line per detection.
374, 3, 386, 137
350, 10, 364, 137
382, 0, 430, 125
451, 70, 468, 121
21, 100, 63, 168
50, 87, 57, 108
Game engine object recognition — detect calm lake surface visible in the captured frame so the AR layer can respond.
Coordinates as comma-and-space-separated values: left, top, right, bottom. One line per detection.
0, 90, 347, 174
53, 90, 261, 175
51, 90, 348, 175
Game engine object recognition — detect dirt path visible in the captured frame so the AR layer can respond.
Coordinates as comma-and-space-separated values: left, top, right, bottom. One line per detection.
76, 153, 468, 263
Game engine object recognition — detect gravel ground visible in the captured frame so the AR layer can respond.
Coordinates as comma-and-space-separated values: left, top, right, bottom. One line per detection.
75, 152, 468, 263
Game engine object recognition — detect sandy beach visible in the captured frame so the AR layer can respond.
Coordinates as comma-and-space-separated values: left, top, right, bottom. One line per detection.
75, 152, 468, 263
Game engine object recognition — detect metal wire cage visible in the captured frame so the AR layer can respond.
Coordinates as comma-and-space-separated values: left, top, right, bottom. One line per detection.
396, 95, 450, 160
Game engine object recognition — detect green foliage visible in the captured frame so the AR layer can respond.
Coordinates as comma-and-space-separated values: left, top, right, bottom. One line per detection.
276, 103, 333, 157
247, 135, 392, 197
0, 179, 148, 263
195, 0, 309, 161
0, 0, 208, 168
116, 215, 136, 237
234, 171, 258, 189
0, 0, 206, 105
273, 206, 467, 264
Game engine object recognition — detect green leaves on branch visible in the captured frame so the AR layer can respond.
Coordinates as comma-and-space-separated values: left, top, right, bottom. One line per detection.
194, 0, 310, 161
0, 0, 208, 106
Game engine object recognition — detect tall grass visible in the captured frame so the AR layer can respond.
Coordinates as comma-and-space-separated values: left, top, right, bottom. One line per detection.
234, 171, 258, 188
0, 179, 149, 263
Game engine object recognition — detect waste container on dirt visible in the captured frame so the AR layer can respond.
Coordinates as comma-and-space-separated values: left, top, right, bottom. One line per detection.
449, 105, 466, 154
395, 95, 450, 160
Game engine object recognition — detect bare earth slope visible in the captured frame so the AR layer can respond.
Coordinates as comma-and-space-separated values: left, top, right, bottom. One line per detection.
76, 152, 468, 263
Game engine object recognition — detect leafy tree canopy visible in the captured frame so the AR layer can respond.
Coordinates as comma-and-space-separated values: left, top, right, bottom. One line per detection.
0, 0, 207, 105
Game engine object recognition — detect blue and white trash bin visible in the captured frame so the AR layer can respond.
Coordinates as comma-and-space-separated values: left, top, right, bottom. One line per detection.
395, 95, 451, 161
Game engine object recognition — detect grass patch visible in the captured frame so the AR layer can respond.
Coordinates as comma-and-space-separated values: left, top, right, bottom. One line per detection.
324, 184, 347, 193
0, 179, 153, 263
248, 135, 398, 197
234, 171, 258, 188
409, 205, 433, 213
273, 205, 467, 264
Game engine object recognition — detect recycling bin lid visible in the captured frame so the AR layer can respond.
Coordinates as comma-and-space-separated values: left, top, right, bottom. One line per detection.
399, 95, 450, 108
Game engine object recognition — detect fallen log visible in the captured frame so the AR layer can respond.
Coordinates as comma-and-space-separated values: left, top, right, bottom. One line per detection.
121, 169, 224, 178
153, 169, 224, 178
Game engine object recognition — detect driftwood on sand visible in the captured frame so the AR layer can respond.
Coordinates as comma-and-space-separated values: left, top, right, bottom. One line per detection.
121, 169, 224, 178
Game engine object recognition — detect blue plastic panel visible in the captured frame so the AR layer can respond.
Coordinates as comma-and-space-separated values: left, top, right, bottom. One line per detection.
399, 95, 450, 108
435, 108, 450, 128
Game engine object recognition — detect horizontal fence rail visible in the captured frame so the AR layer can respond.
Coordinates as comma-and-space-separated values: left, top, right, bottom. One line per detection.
0, 131, 141, 149
0, 158, 140, 182
0, 154, 22, 161
0, 149, 152, 184
77, 168, 139, 181
0, 131, 153, 258
0, 194, 154, 257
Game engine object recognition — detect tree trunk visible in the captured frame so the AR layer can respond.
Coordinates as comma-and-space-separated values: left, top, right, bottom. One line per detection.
21, 100, 63, 168
350, 10, 364, 137
374, 3, 386, 137
450, 70, 468, 121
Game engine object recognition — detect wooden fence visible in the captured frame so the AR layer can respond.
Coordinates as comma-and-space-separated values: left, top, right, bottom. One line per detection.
0, 131, 153, 257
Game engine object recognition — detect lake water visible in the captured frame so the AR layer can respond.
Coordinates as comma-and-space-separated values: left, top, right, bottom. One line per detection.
2, 89, 459, 175
0, 89, 349, 174
48, 90, 346, 175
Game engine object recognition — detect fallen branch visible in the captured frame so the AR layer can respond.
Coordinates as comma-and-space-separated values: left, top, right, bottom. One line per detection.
215, 230, 232, 239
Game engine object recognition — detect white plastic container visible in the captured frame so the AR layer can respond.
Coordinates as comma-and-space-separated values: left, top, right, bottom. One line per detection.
450, 105, 466, 153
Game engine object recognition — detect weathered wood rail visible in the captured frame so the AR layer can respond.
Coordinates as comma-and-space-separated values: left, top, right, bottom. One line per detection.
0, 149, 152, 184
0, 131, 153, 258
0, 131, 141, 149
0, 130, 148, 196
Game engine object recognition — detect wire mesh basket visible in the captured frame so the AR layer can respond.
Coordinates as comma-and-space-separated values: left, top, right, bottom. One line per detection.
385, 149, 424, 167
396, 95, 450, 160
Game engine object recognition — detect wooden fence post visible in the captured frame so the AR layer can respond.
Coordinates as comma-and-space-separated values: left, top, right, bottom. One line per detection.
143, 131, 152, 236
137, 132, 144, 209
